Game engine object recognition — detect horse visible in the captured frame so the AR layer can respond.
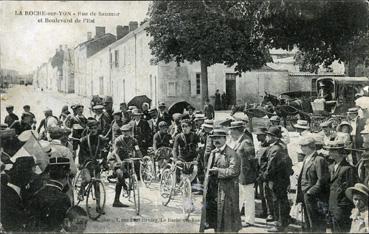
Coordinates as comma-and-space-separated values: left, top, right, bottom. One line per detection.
261, 91, 312, 126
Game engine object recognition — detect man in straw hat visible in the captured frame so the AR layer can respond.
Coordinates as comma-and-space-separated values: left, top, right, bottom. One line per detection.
27, 156, 72, 232
293, 119, 311, 136
227, 121, 257, 227
200, 128, 241, 232
263, 126, 293, 232
296, 136, 329, 232
324, 142, 357, 233
345, 183, 369, 233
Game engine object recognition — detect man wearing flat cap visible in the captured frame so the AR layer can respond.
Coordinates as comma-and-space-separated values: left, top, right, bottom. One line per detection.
4, 105, 18, 127
64, 104, 87, 152
112, 124, 143, 207
227, 121, 257, 227
263, 126, 293, 232
200, 128, 241, 232
27, 156, 72, 232
325, 142, 357, 232
1, 156, 36, 232
77, 118, 105, 214
296, 136, 329, 232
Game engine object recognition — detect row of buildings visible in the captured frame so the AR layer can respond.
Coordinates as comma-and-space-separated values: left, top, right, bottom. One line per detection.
33, 21, 366, 110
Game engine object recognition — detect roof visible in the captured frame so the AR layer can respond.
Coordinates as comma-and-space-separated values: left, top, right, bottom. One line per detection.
109, 21, 149, 50
75, 33, 116, 50
317, 76, 369, 84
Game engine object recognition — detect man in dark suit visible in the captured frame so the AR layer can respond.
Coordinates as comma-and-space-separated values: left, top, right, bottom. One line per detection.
1, 156, 36, 232
131, 109, 152, 156
263, 126, 293, 232
326, 143, 357, 233
157, 102, 171, 126
10, 112, 33, 135
296, 136, 329, 232
227, 121, 257, 226
27, 157, 72, 232
93, 105, 111, 137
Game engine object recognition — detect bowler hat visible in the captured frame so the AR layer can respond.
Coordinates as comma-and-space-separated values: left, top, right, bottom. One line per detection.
293, 120, 310, 130
103, 96, 113, 103
228, 121, 245, 130
121, 124, 132, 132
345, 183, 369, 201
209, 129, 228, 138
266, 126, 282, 138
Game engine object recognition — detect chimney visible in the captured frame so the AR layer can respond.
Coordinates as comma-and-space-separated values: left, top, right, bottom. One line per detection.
95, 26, 105, 38
87, 32, 92, 40
116, 25, 130, 40
129, 21, 138, 32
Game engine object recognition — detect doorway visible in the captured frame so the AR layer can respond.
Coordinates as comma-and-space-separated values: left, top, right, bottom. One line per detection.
226, 73, 237, 107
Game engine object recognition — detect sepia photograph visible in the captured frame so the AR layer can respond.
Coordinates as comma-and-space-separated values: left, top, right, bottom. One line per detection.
1, 0, 369, 233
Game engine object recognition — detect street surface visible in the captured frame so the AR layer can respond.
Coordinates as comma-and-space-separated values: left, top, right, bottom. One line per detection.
1, 85, 302, 233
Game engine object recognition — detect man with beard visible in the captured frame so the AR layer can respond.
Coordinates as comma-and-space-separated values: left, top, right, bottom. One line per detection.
227, 121, 257, 227
263, 126, 293, 232
200, 128, 241, 232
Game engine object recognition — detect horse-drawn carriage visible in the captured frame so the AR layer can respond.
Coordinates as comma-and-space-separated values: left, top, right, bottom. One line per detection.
232, 76, 369, 132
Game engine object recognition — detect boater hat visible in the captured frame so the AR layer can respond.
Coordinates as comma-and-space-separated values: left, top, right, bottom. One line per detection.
336, 121, 353, 133
209, 129, 228, 138
345, 183, 369, 201
228, 121, 245, 130
202, 119, 214, 129
293, 120, 310, 130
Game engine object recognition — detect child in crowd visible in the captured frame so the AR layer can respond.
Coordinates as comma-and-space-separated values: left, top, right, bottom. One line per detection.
345, 183, 369, 233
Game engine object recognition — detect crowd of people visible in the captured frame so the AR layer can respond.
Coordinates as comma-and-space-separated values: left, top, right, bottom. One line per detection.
1, 95, 369, 233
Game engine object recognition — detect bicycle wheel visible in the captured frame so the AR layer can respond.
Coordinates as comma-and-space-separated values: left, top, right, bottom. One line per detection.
182, 177, 193, 220
86, 180, 106, 220
72, 170, 82, 203
131, 174, 140, 215
160, 168, 175, 206
140, 157, 154, 187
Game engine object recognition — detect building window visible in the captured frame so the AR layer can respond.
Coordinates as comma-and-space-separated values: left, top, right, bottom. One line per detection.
109, 53, 112, 69
114, 50, 119, 68
196, 73, 201, 95
99, 76, 104, 95
167, 81, 177, 97
225, 73, 237, 80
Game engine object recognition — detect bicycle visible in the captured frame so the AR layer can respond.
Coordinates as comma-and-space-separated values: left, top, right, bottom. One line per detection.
73, 159, 106, 220
159, 158, 198, 219
139, 152, 156, 187
120, 157, 141, 216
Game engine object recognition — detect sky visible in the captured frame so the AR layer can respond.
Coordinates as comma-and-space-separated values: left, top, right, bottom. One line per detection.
0, 1, 151, 75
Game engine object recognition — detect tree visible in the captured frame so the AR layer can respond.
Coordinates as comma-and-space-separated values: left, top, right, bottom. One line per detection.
146, 0, 271, 103
203, 0, 369, 73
